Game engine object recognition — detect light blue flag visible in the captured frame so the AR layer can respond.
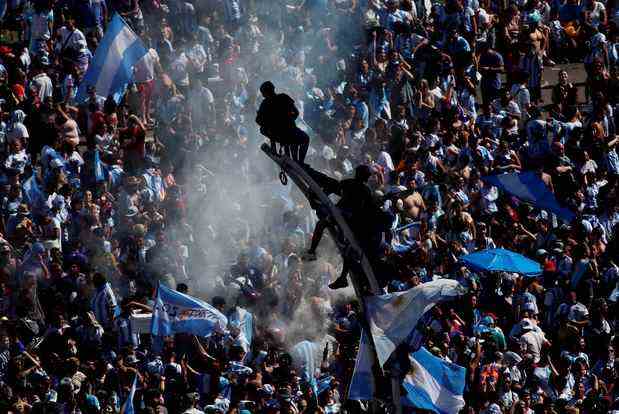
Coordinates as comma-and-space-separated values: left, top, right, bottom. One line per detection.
94, 150, 106, 182
482, 172, 575, 222
121, 375, 138, 414
365, 279, 465, 367
402, 347, 466, 414
348, 329, 376, 400
229, 306, 253, 353
76, 14, 148, 103
151, 283, 228, 337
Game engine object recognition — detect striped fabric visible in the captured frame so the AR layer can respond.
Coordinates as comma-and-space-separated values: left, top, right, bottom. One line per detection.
76, 14, 147, 103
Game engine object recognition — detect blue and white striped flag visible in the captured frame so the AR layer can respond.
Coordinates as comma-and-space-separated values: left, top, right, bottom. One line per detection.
76, 14, 148, 103
229, 306, 253, 353
365, 279, 465, 367
151, 283, 228, 337
402, 347, 466, 414
121, 374, 138, 414
348, 329, 376, 400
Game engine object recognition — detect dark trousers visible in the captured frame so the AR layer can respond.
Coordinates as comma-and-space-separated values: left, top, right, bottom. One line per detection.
269, 126, 310, 164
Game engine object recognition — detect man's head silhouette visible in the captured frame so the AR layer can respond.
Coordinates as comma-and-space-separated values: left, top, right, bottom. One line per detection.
260, 81, 276, 98
355, 165, 372, 182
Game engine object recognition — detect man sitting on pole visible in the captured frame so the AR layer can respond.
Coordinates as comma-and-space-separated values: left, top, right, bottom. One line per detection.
256, 81, 310, 164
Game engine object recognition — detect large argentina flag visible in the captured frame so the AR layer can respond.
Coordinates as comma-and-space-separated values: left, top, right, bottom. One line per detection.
76, 14, 147, 103
482, 172, 575, 222
151, 283, 228, 337
365, 279, 465, 367
402, 347, 466, 414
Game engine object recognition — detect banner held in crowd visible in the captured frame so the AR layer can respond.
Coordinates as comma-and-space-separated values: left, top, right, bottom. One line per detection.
151, 283, 228, 337
402, 347, 466, 414
76, 14, 148, 103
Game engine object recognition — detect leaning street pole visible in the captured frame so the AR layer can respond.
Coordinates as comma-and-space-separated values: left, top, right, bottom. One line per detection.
261, 144, 402, 413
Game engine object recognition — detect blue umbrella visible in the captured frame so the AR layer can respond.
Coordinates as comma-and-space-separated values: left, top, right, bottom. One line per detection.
460, 248, 541, 277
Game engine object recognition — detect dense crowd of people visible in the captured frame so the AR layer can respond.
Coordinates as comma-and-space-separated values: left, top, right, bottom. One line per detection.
0, 0, 618, 413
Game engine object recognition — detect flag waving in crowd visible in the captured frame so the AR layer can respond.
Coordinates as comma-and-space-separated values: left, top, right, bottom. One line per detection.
365, 279, 466, 367
403, 347, 466, 414
151, 283, 228, 337
76, 14, 148, 103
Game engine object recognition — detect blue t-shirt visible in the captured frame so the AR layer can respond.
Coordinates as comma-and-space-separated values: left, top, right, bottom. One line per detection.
446, 36, 471, 55
479, 51, 504, 91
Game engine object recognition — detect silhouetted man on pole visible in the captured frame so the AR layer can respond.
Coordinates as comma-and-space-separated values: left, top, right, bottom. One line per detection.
304, 165, 392, 290
256, 81, 310, 163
